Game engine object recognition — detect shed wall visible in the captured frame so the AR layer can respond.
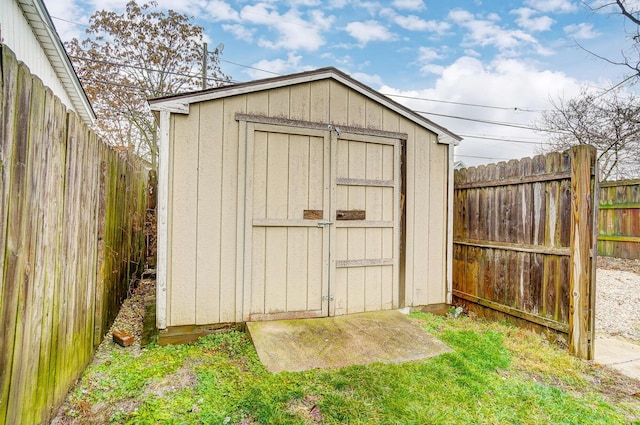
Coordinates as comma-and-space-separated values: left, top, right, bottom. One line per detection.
165, 79, 449, 327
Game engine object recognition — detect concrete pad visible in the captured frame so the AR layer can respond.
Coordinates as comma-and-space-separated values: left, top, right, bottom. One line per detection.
595, 334, 640, 381
246, 310, 451, 373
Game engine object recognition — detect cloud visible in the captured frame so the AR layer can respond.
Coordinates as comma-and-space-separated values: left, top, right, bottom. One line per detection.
345, 21, 396, 45
524, 0, 578, 13
417, 46, 443, 62
244, 53, 312, 79
398, 15, 450, 32
564, 23, 600, 39
511, 8, 555, 32
380, 8, 450, 33
448, 9, 541, 54
351, 72, 385, 87
222, 24, 255, 42
392, 0, 425, 11
205, 0, 240, 21
416, 46, 446, 76
420, 64, 446, 75
380, 56, 584, 166
46, 0, 88, 41
239, 3, 335, 51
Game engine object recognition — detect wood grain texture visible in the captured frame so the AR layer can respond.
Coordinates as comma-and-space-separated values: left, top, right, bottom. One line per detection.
453, 147, 596, 359
0, 46, 148, 424
598, 179, 640, 259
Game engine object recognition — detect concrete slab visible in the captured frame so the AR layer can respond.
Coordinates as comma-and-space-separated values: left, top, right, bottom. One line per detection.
595, 334, 640, 381
246, 310, 451, 373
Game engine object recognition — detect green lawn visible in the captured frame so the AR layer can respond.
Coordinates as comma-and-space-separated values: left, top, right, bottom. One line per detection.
56, 312, 640, 424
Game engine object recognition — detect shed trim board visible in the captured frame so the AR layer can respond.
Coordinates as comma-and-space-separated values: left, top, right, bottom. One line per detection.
149, 67, 461, 145
150, 68, 460, 330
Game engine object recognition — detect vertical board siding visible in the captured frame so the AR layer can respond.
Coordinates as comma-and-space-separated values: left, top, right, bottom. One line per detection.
169, 108, 199, 325
175, 78, 449, 327
196, 100, 224, 324
598, 179, 640, 259
453, 147, 597, 358
0, 46, 147, 425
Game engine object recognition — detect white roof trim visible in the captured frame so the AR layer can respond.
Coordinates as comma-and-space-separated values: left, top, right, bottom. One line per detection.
18, 0, 95, 124
149, 68, 462, 145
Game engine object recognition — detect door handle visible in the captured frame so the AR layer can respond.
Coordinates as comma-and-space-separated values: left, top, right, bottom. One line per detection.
316, 220, 334, 227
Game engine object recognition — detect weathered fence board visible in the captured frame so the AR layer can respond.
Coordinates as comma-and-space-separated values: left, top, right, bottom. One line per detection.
453, 146, 597, 359
598, 179, 640, 259
0, 45, 148, 425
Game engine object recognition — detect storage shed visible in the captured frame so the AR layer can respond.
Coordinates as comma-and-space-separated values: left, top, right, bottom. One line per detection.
149, 67, 461, 337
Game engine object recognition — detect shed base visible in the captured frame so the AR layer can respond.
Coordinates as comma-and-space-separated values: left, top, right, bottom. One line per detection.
157, 323, 245, 346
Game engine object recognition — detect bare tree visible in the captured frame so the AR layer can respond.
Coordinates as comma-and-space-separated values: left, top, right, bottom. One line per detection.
583, 0, 640, 85
537, 89, 640, 180
65, 1, 230, 169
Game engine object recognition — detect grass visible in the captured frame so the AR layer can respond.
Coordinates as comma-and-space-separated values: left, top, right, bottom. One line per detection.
56, 312, 640, 424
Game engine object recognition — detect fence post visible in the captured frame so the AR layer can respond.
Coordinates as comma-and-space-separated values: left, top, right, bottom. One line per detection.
569, 145, 596, 359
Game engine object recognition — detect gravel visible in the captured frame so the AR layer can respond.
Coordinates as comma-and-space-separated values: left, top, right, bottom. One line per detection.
596, 257, 640, 341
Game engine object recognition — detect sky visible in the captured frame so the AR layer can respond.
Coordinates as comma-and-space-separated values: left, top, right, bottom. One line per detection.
43, 0, 639, 166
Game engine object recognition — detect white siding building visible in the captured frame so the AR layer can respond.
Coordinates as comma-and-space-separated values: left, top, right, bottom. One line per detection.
0, 0, 94, 124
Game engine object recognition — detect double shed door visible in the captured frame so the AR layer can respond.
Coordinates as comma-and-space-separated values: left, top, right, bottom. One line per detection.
244, 122, 401, 321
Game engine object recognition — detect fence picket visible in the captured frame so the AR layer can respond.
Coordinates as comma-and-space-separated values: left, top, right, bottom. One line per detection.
0, 45, 148, 425
453, 146, 597, 359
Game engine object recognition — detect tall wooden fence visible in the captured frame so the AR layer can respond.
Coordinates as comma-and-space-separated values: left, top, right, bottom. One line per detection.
598, 179, 640, 259
0, 46, 147, 424
453, 146, 598, 359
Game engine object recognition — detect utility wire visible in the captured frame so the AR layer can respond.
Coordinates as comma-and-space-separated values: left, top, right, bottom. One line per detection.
418, 110, 569, 134
78, 77, 175, 96
458, 134, 546, 145
70, 55, 240, 84
383, 93, 544, 112
218, 57, 282, 76
456, 154, 514, 160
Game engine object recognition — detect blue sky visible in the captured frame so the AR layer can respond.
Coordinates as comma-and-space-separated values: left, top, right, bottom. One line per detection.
45, 0, 637, 166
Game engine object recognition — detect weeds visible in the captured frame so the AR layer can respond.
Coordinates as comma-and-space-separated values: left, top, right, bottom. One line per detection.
56, 314, 640, 424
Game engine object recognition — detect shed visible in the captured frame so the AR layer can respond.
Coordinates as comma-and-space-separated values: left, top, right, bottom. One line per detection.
149, 67, 461, 337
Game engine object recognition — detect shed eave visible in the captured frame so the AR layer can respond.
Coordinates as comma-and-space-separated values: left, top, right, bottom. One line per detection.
148, 67, 462, 143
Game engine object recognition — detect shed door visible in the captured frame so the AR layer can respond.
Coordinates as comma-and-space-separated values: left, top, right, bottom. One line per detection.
244, 122, 400, 320
247, 124, 331, 321
332, 133, 401, 316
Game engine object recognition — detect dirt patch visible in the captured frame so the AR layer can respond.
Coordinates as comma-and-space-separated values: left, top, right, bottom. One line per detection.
287, 394, 324, 423
51, 278, 155, 424
598, 256, 640, 274
144, 364, 197, 398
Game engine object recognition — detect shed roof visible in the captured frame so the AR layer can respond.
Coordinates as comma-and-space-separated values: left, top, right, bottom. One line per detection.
148, 67, 461, 145
17, 0, 95, 124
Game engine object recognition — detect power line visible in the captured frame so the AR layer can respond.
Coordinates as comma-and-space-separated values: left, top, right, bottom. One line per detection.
51, 15, 90, 28
218, 58, 282, 77
417, 110, 539, 130
78, 77, 174, 95
456, 154, 514, 160
70, 55, 239, 84
384, 93, 545, 112
418, 110, 570, 134
458, 134, 547, 145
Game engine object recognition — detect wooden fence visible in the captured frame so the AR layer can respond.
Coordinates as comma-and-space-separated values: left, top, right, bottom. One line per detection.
598, 179, 640, 259
0, 45, 147, 424
453, 146, 598, 359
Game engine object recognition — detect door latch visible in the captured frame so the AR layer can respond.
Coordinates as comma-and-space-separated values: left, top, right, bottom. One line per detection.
316, 220, 334, 227
322, 295, 334, 301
